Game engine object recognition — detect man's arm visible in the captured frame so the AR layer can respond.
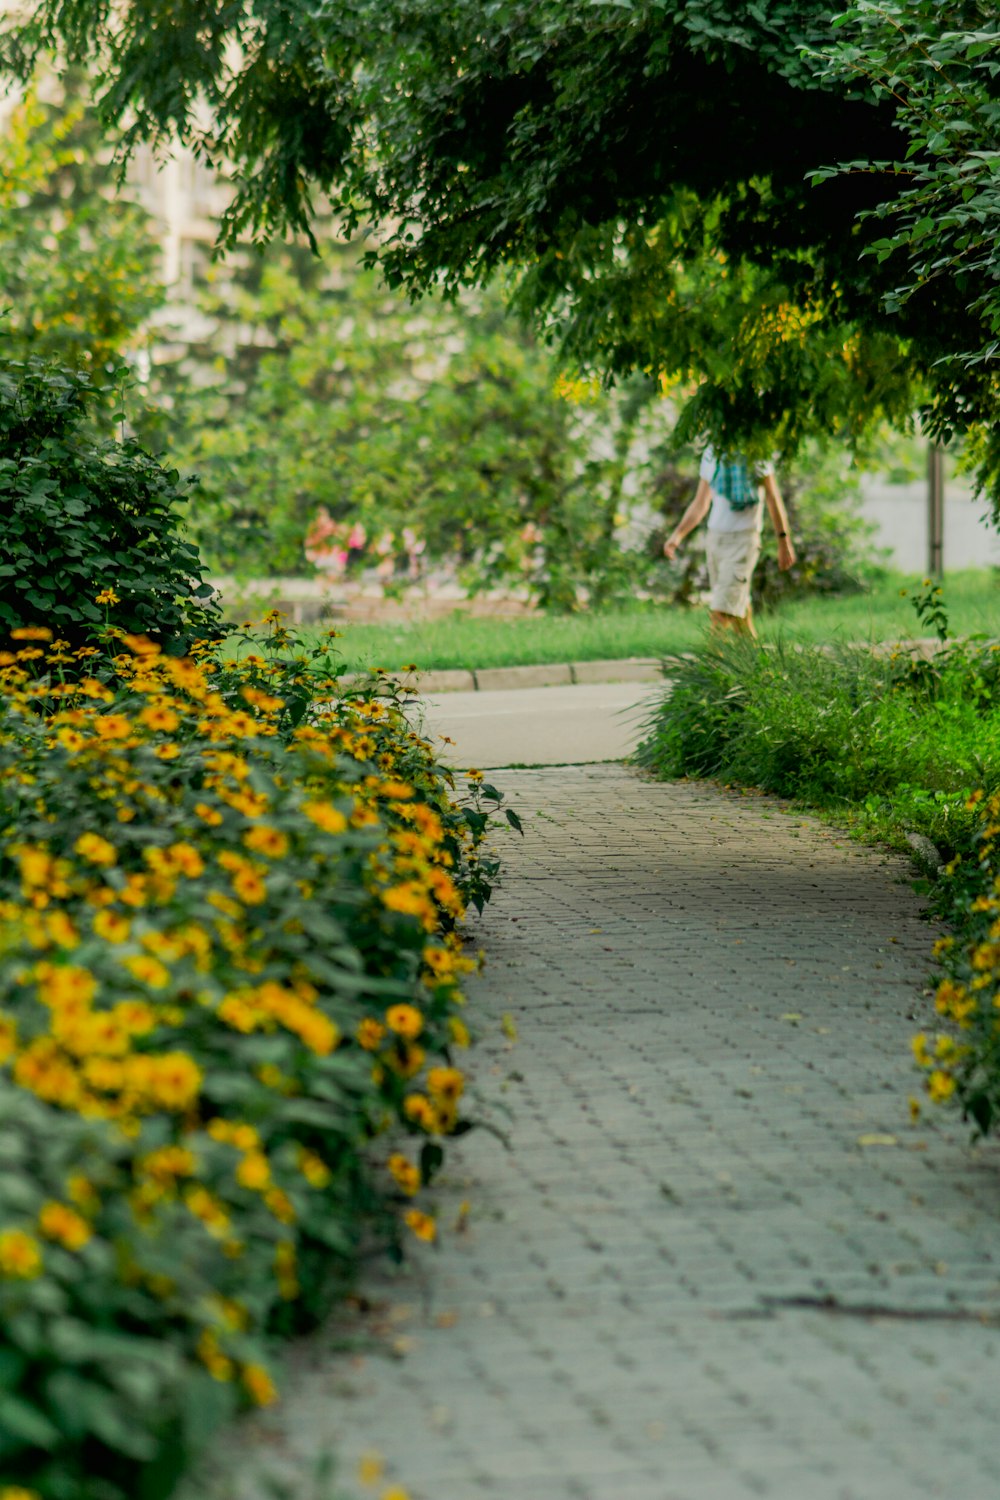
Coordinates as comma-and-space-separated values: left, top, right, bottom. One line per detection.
761, 473, 796, 571
663, 479, 712, 560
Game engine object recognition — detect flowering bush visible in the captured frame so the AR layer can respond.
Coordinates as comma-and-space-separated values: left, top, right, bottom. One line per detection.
0, 612, 508, 1500
913, 788, 1000, 1135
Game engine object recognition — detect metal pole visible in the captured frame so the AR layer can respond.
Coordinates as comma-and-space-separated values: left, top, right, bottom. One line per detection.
928, 444, 944, 578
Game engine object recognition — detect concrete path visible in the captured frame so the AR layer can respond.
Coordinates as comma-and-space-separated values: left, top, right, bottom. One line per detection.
418, 681, 659, 767
191, 765, 1000, 1500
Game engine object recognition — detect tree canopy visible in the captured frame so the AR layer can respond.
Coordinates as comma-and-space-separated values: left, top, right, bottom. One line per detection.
0, 79, 162, 373
5, 1, 999, 480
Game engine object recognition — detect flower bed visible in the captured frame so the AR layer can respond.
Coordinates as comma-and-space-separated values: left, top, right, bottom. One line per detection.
0, 616, 508, 1500
914, 789, 1000, 1134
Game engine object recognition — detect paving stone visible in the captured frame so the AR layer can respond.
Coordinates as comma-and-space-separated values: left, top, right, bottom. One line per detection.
474, 663, 573, 690
570, 657, 663, 684
181, 766, 1000, 1500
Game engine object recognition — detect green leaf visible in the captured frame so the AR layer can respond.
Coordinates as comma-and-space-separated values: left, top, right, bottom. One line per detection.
0, 1390, 62, 1446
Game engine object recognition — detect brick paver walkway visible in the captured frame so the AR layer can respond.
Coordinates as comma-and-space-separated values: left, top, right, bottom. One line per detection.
189, 765, 1000, 1500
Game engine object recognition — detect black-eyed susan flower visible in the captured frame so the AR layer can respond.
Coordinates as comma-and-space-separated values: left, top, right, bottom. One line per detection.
386, 1004, 423, 1039
387, 1153, 420, 1196
242, 1363, 278, 1406
357, 1017, 386, 1050
403, 1208, 436, 1243
38, 1200, 91, 1251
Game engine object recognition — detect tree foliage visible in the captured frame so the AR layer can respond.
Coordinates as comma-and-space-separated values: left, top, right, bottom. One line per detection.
0, 80, 162, 373
156, 243, 682, 608
815, 1, 1000, 513
7, 1, 998, 482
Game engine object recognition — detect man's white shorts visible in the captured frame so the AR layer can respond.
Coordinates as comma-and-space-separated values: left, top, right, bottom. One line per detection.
706, 528, 761, 618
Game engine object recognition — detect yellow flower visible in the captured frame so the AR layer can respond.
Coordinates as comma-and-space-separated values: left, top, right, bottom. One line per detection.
388, 1041, 425, 1078
403, 1093, 435, 1129
94, 713, 132, 740
115, 1000, 156, 1036
184, 1186, 231, 1238
139, 704, 179, 732
197, 1328, 234, 1383
403, 1208, 436, 1243
11, 625, 53, 640
138, 1146, 197, 1182
357, 1017, 387, 1050
379, 779, 413, 799
232, 868, 268, 905
265, 1187, 296, 1223
427, 1066, 464, 1103
207, 1294, 250, 1331
236, 1152, 271, 1191
302, 800, 348, 834
93, 909, 131, 944
66, 1174, 100, 1216
0, 1228, 43, 1278
154, 743, 181, 761
297, 1148, 332, 1188
206, 890, 241, 919
242, 1363, 278, 1406
358, 1452, 385, 1485
240, 685, 285, 712
380, 1488, 411, 1500
382, 883, 433, 920
123, 953, 171, 990
165, 842, 205, 878
119, 876, 148, 906
448, 1016, 471, 1049
911, 1032, 932, 1068
74, 832, 117, 867
927, 1069, 956, 1103
244, 825, 290, 859
44, 911, 79, 949
385, 1004, 423, 1040
387, 1153, 421, 1196
194, 802, 224, 826
208, 1118, 260, 1151
95, 588, 120, 606
36, 962, 97, 1010
121, 632, 160, 657
140, 1052, 202, 1110
38, 1201, 92, 1251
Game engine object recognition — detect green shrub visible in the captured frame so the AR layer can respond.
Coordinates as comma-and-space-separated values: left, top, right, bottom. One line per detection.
0, 359, 221, 652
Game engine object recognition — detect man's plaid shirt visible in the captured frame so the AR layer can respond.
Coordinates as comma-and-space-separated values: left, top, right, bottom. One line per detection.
711, 457, 758, 511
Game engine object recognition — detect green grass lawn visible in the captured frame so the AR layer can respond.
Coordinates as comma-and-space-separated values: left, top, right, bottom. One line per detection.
318, 568, 1000, 673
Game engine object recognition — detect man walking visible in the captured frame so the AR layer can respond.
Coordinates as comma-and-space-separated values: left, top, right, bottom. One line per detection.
663, 449, 796, 637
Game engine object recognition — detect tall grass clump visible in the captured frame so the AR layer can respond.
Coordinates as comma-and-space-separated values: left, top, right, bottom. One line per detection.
637, 628, 1000, 858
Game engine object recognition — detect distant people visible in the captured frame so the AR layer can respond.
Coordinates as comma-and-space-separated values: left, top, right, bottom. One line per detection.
663, 448, 796, 638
